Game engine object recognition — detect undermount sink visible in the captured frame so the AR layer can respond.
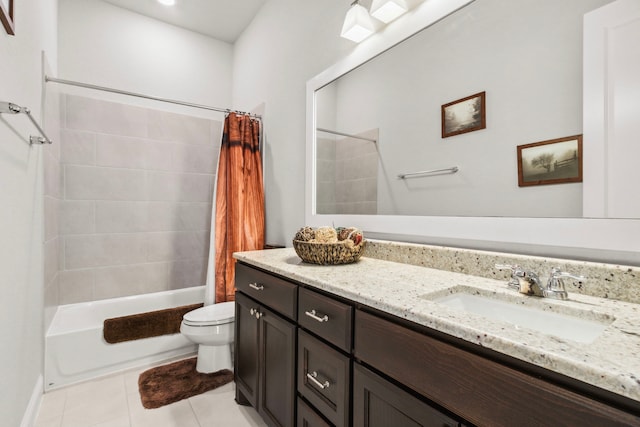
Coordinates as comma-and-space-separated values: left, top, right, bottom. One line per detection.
423, 286, 614, 344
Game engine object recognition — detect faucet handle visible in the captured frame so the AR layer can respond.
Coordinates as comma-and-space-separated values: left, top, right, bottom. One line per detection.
549, 267, 587, 282
495, 264, 522, 274
545, 267, 587, 300
495, 264, 522, 289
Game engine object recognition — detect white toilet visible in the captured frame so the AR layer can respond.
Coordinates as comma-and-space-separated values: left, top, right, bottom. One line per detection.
180, 301, 235, 373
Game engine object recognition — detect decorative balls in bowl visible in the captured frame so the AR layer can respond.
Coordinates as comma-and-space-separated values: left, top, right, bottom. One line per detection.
292, 226, 365, 265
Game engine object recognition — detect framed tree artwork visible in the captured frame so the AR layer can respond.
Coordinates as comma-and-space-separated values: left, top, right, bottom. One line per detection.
517, 135, 583, 187
441, 91, 486, 138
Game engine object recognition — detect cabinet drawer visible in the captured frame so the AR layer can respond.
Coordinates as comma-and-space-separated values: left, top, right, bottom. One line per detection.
235, 263, 297, 320
297, 397, 332, 427
354, 363, 459, 427
298, 287, 353, 352
354, 309, 640, 427
298, 329, 350, 427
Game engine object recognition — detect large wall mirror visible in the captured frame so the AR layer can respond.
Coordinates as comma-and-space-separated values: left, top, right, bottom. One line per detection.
305, 0, 640, 263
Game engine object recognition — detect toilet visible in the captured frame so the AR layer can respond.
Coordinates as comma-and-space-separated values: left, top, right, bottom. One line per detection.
180, 301, 235, 373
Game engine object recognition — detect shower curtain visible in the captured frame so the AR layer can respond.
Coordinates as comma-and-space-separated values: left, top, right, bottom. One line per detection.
213, 112, 265, 303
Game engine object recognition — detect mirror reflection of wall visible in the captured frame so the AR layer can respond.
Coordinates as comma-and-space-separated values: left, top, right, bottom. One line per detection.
315, 0, 613, 218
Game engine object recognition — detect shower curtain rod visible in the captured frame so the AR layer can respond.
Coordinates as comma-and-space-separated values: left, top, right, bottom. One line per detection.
316, 127, 377, 143
44, 76, 262, 119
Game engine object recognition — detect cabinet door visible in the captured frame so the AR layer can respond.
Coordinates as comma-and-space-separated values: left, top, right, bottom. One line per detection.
259, 305, 296, 427
234, 292, 260, 407
297, 397, 332, 427
353, 364, 459, 427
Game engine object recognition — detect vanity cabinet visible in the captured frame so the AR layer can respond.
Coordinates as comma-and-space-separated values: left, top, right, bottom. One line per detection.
234, 264, 298, 427
235, 261, 640, 427
353, 363, 459, 427
354, 309, 640, 427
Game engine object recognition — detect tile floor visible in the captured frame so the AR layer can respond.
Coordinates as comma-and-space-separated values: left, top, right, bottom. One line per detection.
34, 358, 267, 427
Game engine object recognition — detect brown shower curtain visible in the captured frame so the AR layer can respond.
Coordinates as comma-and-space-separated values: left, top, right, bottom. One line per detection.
214, 112, 265, 303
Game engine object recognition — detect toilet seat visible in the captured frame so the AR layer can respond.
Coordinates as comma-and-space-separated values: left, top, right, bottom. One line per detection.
182, 301, 235, 326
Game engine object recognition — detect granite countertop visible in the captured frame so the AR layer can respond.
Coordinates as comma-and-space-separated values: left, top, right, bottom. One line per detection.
234, 248, 640, 403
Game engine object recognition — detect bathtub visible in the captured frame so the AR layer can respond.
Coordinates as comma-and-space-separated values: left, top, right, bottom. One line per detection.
44, 286, 205, 391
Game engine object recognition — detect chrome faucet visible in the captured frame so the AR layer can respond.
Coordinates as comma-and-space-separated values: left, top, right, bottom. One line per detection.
495, 264, 586, 300
495, 264, 544, 296
543, 267, 587, 300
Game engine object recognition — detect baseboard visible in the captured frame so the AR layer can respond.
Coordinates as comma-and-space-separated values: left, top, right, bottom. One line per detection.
20, 374, 43, 427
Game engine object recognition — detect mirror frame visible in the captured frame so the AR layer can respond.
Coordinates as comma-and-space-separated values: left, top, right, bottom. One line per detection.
306, 0, 640, 263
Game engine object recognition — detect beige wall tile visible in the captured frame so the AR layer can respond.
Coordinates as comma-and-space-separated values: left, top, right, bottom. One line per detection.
44, 196, 59, 242
65, 165, 147, 200
147, 110, 214, 145
93, 263, 168, 300
60, 129, 96, 165
95, 201, 148, 233
65, 234, 147, 269
65, 95, 147, 138
147, 202, 212, 232
147, 171, 211, 202
144, 141, 174, 171
168, 258, 207, 290
96, 134, 147, 169
146, 231, 208, 262
44, 238, 59, 286
44, 150, 61, 199
60, 200, 95, 235
59, 269, 94, 304
172, 144, 218, 174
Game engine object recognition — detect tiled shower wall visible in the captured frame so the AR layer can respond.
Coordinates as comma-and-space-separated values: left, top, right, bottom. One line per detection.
57, 94, 222, 304
316, 129, 378, 215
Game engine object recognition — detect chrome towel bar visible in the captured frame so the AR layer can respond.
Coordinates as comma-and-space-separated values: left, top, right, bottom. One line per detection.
0, 101, 53, 144
397, 166, 459, 179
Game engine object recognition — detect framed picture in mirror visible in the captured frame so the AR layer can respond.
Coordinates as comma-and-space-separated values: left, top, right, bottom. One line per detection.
0, 0, 14, 35
441, 91, 486, 138
517, 135, 583, 187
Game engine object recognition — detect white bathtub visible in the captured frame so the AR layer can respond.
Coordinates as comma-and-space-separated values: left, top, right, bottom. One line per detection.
45, 286, 205, 391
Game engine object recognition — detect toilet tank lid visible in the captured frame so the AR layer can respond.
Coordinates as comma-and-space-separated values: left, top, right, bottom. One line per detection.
183, 301, 235, 324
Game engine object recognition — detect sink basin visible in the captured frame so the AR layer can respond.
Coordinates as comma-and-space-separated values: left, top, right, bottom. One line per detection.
424, 287, 613, 344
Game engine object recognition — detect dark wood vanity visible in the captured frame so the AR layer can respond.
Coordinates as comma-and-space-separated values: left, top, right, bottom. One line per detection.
233, 262, 640, 427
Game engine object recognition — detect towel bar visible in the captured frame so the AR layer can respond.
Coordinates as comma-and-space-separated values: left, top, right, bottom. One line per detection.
0, 101, 53, 144
398, 166, 458, 179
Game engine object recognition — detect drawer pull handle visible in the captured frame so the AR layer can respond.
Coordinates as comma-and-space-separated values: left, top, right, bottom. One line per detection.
249, 283, 264, 291
306, 371, 330, 390
249, 308, 262, 319
305, 309, 329, 323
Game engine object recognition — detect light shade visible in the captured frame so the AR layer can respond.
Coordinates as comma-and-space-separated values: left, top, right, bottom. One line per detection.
341, 2, 375, 43
370, 0, 408, 24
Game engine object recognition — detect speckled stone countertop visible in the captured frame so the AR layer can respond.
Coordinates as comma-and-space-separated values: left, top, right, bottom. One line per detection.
234, 245, 640, 404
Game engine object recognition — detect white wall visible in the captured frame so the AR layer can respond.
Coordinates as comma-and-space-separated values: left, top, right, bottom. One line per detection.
232, 0, 353, 245
58, 0, 233, 118
0, 0, 58, 425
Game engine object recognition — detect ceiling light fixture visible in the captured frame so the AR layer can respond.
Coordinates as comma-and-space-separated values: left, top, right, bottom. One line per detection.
370, 0, 408, 24
157, 0, 176, 6
340, 0, 375, 43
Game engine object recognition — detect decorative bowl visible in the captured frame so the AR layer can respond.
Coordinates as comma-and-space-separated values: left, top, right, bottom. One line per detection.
292, 239, 366, 265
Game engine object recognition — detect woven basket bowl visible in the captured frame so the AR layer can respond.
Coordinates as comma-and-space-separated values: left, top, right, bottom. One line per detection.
292, 239, 366, 265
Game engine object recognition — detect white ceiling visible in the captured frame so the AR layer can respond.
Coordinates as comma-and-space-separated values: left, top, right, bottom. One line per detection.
101, 0, 267, 43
